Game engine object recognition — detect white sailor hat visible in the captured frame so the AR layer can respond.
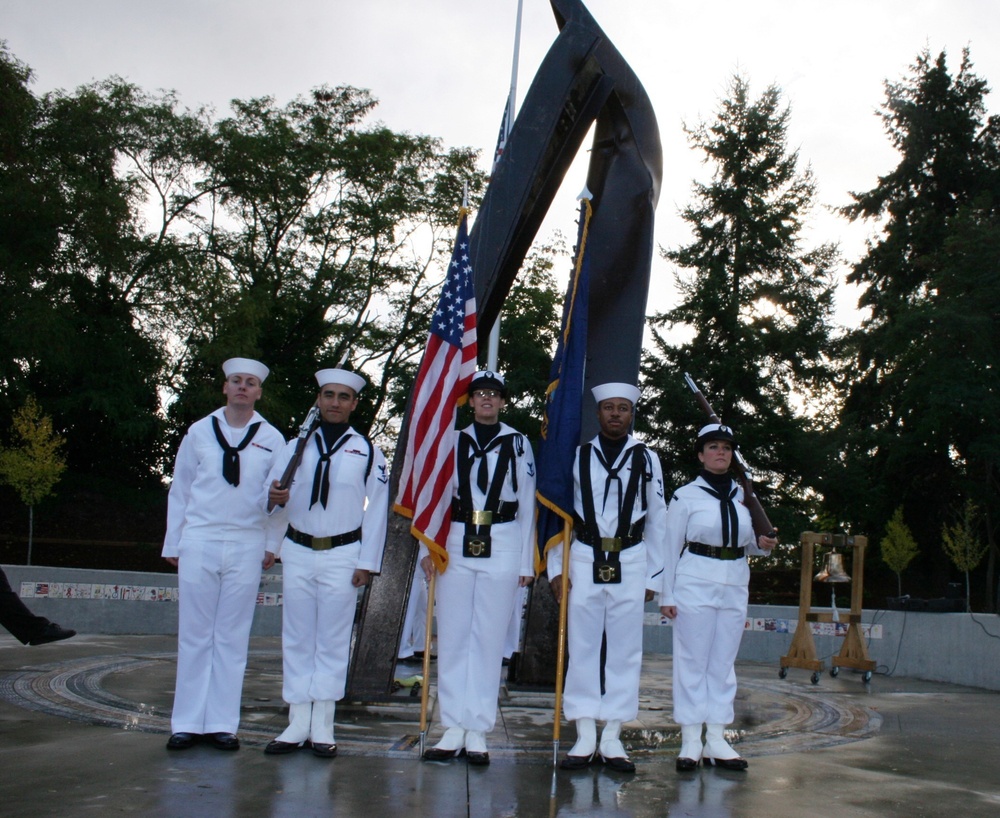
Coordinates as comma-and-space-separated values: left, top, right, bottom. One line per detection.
468, 370, 507, 397
591, 382, 641, 406
222, 357, 269, 383
315, 368, 366, 394
695, 423, 739, 451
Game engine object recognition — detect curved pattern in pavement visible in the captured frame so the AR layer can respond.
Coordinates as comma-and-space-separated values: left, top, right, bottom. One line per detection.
0, 651, 880, 764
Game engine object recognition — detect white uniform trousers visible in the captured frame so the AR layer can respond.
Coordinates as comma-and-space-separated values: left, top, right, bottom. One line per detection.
562, 546, 646, 723
503, 585, 527, 659
171, 538, 263, 734
672, 573, 749, 725
279, 540, 360, 704
435, 544, 520, 733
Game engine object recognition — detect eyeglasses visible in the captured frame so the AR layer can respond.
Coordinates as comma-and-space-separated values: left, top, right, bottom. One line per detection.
472, 389, 501, 399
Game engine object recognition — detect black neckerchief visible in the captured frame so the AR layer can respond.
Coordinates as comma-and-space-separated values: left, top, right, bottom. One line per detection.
594, 434, 629, 514
310, 423, 351, 509
697, 469, 739, 548
211, 415, 261, 487
468, 422, 504, 493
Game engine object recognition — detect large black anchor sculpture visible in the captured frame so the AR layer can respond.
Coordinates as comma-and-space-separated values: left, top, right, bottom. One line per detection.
347, 0, 661, 697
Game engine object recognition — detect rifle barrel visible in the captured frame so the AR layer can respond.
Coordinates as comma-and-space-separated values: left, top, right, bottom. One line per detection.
682, 373, 774, 538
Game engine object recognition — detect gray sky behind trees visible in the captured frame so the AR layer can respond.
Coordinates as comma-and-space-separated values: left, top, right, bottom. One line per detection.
6, 0, 1000, 329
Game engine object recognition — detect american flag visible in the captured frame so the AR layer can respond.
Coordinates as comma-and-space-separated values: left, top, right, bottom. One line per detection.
394, 210, 478, 573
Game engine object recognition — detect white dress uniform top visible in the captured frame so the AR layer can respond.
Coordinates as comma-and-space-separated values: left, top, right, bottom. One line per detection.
548, 434, 667, 723
266, 425, 389, 705
429, 422, 536, 734
660, 474, 767, 726
164, 406, 285, 736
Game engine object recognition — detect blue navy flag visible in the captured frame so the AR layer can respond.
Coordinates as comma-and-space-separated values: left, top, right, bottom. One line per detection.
534, 196, 592, 571
491, 90, 514, 176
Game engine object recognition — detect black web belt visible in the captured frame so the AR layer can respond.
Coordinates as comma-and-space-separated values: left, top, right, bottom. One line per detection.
286, 524, 362, 551
451, 499, 519, 525
573, 514, 644, 552
684, 541, 745, 561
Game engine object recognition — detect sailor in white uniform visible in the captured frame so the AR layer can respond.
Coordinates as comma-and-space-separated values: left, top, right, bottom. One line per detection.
422, 371, 536, 766
163, 357, 286, 751
264, 368, 389, 758
548, 382, 667, 773
659, 423, 776, 771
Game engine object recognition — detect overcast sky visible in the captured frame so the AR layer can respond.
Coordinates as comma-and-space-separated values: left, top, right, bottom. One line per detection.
5, 0, 1000, 328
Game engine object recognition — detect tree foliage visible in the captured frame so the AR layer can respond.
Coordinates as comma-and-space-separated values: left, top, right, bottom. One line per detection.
640, 74, 838, 549
0, 396, 66, 507
880, 506, 920, 597
0, 42, 507, 485
941, 499, 989, 610
834, 48, 1000, 602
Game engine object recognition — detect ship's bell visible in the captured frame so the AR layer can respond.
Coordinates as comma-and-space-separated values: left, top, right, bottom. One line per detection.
814, 550, 851, 583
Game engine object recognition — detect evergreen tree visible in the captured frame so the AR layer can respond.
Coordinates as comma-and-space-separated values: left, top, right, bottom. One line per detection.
834, 49, 1000, 603
640, 74, 837, 543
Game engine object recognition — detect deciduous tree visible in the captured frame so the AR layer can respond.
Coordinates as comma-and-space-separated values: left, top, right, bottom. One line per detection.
0, 397, 66, 563
881, 506, 919, 597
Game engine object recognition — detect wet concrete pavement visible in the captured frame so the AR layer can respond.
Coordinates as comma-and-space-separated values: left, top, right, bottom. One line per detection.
1, 633, 998, 817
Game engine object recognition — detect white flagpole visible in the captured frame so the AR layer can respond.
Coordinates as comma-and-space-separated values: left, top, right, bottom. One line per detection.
487, 0, 523, 372
508, 0, 523, 114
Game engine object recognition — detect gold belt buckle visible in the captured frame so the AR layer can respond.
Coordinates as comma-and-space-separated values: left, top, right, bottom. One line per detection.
471, 510, 492, 526
466, 538, 487, 557
597, 565, 616, 582
601, 537, 623, 553
311, 536, 333, 551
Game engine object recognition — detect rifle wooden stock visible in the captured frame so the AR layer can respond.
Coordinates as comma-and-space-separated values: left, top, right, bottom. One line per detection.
683, 373, 775, 539
277, 405, 320, 491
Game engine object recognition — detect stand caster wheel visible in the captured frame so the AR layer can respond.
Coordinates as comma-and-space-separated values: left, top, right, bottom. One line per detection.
779, 667, 788, 679
830, 666, 840, 678
862, 671, 872, 683
810, 672, 820, 684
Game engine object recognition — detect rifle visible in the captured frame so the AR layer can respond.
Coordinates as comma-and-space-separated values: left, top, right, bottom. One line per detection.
683, 372, 775, 539
276, 405, 321, 491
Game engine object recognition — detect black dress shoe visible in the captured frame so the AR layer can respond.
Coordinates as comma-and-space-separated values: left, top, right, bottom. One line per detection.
676, 756, 700, 772
703, 756, 748, 771
28, 624, 76, 646
601, 754, 636, 773
166, 732, 198, 750
422, 747, 465, 762
466, 751, 490, 766
264, 739, 304, 755
559, 751, 596, 770
311, 742, 337, 758
206, 732, 240, 751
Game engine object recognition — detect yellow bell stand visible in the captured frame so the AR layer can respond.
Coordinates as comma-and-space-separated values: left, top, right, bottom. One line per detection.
779, 532, 876, 684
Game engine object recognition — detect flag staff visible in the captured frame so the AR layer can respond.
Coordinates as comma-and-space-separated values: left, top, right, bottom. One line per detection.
418, 570, 436, 756
487, 0, 523, 371
552, 521, 572, 766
